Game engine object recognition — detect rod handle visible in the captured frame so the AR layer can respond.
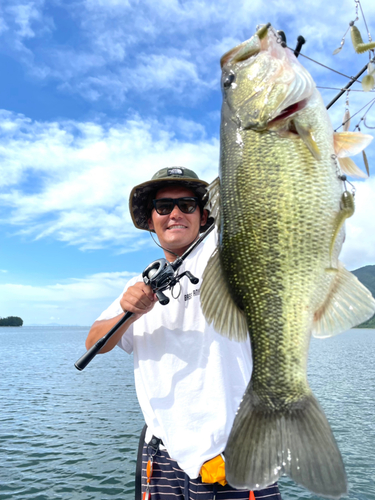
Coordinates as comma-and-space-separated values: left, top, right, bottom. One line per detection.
74, 339, 107, 371
74, 311, 133, 371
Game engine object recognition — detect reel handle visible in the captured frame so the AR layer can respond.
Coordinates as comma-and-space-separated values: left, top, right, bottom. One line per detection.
155, 290, 170, 305
184, 271, 199, 285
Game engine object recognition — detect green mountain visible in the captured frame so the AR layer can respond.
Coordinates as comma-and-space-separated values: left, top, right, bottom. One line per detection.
352, 265, 375, 328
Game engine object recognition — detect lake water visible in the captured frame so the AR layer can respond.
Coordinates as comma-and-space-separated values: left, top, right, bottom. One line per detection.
0, 326, 374, 500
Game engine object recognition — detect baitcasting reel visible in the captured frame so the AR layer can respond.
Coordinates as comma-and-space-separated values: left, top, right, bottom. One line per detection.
142, 258, 199, 305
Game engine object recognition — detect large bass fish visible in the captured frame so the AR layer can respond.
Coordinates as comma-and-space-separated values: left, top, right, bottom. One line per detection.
201, 24, 375, 499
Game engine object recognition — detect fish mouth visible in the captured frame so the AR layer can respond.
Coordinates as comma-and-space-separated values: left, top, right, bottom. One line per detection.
268, 98, 309, 126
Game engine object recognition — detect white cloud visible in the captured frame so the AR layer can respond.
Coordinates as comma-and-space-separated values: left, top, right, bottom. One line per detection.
132, 54, 204, 93
58, 53, 212, 104
2, 0, 221, 103
0, 270, 138, 325
0, 110, 219, 250
3, 0, 373, 106
0, 105, 374, 269
0, 0, 374, 270
1, 0, 53, 61
7, 2, 43, 39
3, 271, 135, 301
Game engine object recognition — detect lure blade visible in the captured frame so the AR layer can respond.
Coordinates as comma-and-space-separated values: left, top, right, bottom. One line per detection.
342, 109, 351, 131
333, 40, 344, 55
363, 150, 370, 176
143, 491, 151, 500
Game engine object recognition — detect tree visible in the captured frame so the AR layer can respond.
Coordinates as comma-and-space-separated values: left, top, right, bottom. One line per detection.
0, 316, 23, 326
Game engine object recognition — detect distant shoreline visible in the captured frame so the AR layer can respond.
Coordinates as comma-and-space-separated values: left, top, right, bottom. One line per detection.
26, 324, 90, 327
5, 324, 374, 330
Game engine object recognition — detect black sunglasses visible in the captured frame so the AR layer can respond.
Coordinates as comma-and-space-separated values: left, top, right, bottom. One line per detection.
153, 197, 199, 216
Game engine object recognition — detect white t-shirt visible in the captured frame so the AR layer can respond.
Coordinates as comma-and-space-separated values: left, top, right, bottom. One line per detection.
96, 228, 252, 478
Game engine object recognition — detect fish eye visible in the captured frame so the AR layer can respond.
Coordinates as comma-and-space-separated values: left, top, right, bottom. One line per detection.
223, 73, 235, 89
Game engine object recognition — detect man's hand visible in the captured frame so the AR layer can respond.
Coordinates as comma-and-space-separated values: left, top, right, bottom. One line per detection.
85, 282, 156, 353
120, 282, 156, 319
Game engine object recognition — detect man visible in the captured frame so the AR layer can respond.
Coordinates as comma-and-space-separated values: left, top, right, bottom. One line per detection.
86, 167, 282, 500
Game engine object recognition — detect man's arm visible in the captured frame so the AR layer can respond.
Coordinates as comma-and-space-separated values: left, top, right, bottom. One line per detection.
85, 281, 156, 353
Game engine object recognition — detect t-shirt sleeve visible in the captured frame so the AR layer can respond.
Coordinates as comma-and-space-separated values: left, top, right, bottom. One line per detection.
95, 275, 141, 321
95, 274, 142, 354
117, 323, 134, 354
95, 292, 124, 321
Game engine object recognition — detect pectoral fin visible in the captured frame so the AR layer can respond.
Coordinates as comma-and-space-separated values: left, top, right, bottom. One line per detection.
313, 263, 375, 338
201, 248, 248, 341
334, 131, 373, 158
294, 121, 321, 160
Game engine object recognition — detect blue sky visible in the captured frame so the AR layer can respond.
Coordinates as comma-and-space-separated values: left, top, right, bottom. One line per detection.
0, 0, 374, 325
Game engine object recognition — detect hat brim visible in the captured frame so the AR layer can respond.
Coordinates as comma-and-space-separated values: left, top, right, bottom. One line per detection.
129, 177, 213, 232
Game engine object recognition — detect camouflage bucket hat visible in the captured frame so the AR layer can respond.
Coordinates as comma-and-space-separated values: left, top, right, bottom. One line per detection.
129, 166, 213, 232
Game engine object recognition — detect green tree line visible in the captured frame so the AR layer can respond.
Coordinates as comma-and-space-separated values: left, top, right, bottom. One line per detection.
0, 316, 23, 326
352, 265, 375, 328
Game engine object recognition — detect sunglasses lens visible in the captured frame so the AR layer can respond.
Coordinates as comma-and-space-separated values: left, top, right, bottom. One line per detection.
153, 198, 198, 215
154, 200, 174, 215
179, 199, 197, 213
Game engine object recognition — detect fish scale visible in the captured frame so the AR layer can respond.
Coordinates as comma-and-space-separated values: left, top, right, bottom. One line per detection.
221, 128, 339, 395
201, 24, 375, 499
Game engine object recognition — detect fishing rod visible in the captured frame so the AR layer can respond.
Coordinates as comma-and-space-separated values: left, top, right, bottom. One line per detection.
74, 223, 215, 371
326, 62, 370, 109
286, 33, 373, 111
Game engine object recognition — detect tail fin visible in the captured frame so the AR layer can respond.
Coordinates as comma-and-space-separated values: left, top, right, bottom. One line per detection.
225, 385, 347, 499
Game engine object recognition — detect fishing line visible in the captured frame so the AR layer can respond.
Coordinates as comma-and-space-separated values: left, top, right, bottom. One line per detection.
356, 0, 372, 43
286, 47, 353, 79
149, 231, 180, 259
317, 86, 375, 92
353, 98, 375, 130
364, 117, 375, 129
335, 97, 375, 131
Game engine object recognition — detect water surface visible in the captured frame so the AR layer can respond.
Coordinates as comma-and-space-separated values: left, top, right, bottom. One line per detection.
0, 326, 374, 499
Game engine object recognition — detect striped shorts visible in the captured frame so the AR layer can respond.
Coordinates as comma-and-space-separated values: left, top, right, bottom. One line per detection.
141, 442, 282, 500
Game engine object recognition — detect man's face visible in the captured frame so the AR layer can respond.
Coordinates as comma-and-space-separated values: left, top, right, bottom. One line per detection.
148, 185, 208, 259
